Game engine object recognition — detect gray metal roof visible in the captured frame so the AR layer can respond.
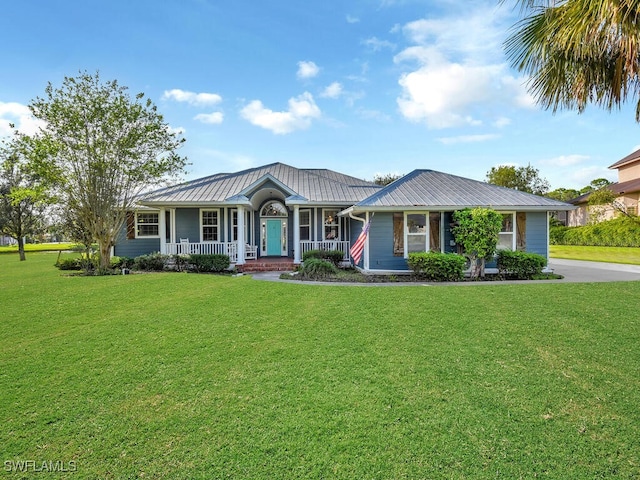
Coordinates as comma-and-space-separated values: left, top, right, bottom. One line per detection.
349, 169, 574, 211
139, 162, 381, 205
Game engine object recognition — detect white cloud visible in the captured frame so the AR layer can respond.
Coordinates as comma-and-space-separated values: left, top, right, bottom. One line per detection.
362, 37, 396, 52
320, 82, 343, 99
540, 154, 590, 167
493, 117, 512, 128
240, 92, 321, 134
162, 89, 222, 106
394, 7, 535, 129
194, 112, 224, 125
0, 102, 45, 136
437, 134, 500, 145
346, 14, 360, 24
297, 61, 320, 80
167, 125, 186, 136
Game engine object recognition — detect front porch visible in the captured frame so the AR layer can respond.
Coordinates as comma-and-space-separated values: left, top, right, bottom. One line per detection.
163, 240, 350, 264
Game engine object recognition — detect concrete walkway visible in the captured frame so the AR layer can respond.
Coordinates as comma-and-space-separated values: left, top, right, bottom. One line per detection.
247, 259, 640, 286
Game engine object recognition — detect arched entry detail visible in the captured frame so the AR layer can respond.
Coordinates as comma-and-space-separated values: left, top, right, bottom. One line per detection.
260, 200, 288, 256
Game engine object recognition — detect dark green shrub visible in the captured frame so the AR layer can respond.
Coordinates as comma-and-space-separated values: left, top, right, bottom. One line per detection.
551, 217, 640, 247
302, 249, 345, 266
133, 253, 170, 271
56, 258, 83, 271
188, 254, 230, 273
496, 250, 546, 279
111, 256, 134, 269
300, 258, 338, 278
407, 252, 466, 281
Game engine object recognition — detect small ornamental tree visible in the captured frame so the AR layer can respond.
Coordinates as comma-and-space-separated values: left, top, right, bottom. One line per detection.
452, 207, 503, 279
27, 71, 187, 270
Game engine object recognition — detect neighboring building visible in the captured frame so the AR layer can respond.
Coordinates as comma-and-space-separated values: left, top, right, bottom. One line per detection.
569, 149, 640, 226
115, 162, 573, 273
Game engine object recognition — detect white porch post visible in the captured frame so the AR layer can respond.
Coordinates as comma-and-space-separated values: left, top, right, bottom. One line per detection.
293, 205, 301, 264
363, 212, 370, 271
236, 205, 246, 265
170, 208, 176, 244
159, 207, 167, 254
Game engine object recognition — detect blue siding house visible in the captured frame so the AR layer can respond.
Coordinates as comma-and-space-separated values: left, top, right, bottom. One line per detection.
115, 163, 573, 272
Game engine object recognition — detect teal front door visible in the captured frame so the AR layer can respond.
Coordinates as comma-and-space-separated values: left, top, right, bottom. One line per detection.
266, 219, 282, 255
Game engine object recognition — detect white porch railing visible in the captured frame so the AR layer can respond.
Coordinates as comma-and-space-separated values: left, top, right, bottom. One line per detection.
300, 240, 350, 261
165, 242, 257, 263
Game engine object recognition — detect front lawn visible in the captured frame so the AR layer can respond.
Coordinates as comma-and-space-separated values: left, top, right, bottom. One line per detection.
550, 244, 640, 265
1, 254, 639, 478
0, 242, 78, 255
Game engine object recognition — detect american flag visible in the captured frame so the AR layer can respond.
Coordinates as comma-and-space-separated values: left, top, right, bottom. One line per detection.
350, 214, 373, 265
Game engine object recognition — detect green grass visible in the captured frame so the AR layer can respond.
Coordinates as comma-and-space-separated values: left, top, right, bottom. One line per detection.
550, 244, 640, 265
1, 254, 639, 478
0, 242, 78, 254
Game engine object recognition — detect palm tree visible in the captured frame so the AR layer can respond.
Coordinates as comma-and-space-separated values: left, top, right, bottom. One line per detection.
505, 0, 640, 120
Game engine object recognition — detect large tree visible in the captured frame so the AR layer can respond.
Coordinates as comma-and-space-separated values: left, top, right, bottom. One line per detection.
505, 0, 640, 120
0, 136, 49, 261
486, 164, 550, 195
28, 71, 187, 269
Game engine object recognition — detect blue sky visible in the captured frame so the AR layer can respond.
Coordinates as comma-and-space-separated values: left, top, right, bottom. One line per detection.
1, 0, 638, 190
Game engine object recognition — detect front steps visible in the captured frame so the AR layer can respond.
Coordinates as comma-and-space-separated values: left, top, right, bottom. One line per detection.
236, 259, 297, 273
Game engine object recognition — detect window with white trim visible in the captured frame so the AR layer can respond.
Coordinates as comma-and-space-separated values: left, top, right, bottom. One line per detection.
498, 213, 515, 250
136, 212, 159, 237
201, 209, 219, 242
231, 209, 251, 243
299, 209, 311, 241
323, 209, 339, 240
406, 213, 428, 255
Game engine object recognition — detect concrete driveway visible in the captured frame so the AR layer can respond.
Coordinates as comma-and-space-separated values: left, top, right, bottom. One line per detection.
548, 258, 640, 283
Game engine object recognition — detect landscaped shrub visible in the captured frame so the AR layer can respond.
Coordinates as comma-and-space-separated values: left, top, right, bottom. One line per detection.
550, 217, 640, 247
133, 253, 170, 271
496, 250, 546, 280
302, 249, 345, 266
407, 252, 466, 281
111, 256, 134, 269
300, 258, 338, 278
188, 254, 230, 273
56, 258, 83, 271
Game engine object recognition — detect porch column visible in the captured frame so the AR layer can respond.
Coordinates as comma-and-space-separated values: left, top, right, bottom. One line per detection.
293, 205, 301, 264
236, 205, 246, 265
159, 207, 167, 254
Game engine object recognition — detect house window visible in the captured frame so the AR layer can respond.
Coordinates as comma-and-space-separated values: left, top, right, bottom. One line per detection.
406, 213, 428, 254
323, 209, 339, 240
300, 209, 311, 241
136, 212, 159, 237
201, 209, 219, 242
498, 213, 515, 250
393, 213, 404, 256
261, 201, 287, 217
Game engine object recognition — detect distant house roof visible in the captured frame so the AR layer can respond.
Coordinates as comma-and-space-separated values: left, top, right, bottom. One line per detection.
344, 169, 573, 213
138, 162, 381, 206
570, 177, 640, 205
609, 149, 640, 169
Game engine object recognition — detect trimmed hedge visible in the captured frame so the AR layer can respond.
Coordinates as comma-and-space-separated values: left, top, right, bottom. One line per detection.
188, 254, 230, 273
496, 250, 546, 280
551, 217, 640, 247
133, 253, 170, 271
407, 252, 466, 281
302, 249, 345, 266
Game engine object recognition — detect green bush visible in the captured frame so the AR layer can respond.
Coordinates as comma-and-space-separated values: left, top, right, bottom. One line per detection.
133, 253, 170, 271
56, 258, 83, 271
302, 249, 345, 266
407, 252, 466, 281
300, 258, 339, 278
551, 217, 640, 247
188, 254, 230, 273
496, 250, 546, 280
111, 256, 134, 269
